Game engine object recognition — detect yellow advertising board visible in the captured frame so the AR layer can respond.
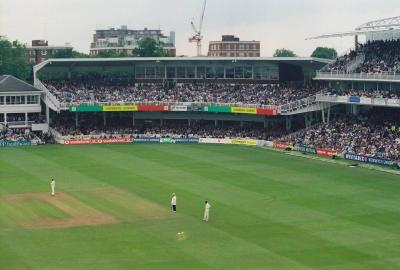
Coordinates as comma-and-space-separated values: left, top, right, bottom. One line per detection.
231, 107, 257, 114
230, 139, 258, 146
103, 105, 138, 112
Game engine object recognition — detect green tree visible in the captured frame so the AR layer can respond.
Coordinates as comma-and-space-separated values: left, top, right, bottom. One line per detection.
133, 37, 172, 57
95, 50, 129, 58
311, 47, 338, 59
0, 37, 31, 81
273, 48, 297, 57
52, 49, 89, 58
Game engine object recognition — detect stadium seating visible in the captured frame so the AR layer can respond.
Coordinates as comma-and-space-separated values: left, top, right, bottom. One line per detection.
324, 39, 400, 74
281, 109, 400, 161
44, 80, 320, 106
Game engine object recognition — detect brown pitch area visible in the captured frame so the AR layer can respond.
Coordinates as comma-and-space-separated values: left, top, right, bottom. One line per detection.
0, 192, 118, 229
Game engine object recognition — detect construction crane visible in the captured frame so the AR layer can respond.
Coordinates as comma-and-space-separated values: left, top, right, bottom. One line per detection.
189, 0, 207, 56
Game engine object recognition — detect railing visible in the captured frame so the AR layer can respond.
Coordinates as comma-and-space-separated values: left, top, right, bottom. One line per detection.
2, 121, 35, 127
315, 71, 400, 81
61, 101, 278, 110
35, 79, 61, 112
316, 93, 400, 107
279, 96, 318, 114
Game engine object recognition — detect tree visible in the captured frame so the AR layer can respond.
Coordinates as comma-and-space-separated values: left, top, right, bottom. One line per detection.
273, 48, 297, 57
0, 37, 31, 81
311, 47, 338, 59
52, 49, 89, 58
133, 37, 172, 57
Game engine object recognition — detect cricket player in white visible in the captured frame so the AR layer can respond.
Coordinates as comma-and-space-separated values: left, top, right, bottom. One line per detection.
171, 193, 177, 212
203, 201, 211, 221
50, 178, 55, 196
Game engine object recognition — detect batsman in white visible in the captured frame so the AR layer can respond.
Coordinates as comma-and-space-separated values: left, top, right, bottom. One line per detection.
203, 200, 211, 221
50, 178, 55, 196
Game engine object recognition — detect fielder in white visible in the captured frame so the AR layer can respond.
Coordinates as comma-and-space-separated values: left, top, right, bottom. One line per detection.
203, 201, 211, 221
171, 193, 177, 212
50, 178, 56, 196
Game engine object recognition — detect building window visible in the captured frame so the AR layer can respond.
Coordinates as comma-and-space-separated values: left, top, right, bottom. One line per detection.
27, 95, 39, 104
0, 96, 4, 104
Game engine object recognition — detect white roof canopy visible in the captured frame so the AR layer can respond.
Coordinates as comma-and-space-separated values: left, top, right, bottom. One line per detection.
307, 16, 400, 40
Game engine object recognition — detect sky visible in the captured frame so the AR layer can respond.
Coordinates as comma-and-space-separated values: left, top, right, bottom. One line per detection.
0, 0, 399, 57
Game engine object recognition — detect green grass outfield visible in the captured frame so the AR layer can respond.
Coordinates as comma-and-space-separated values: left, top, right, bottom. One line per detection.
1, 144, 400, 270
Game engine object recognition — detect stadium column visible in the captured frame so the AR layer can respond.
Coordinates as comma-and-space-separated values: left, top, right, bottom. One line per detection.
327, 106, 331, 125
75, 112, 79, 129
46, 105, 50, 124
285, 116, 292, 131
4, 113, 7, 125
25, 112, 28, 126
132, 112, 135, 127
103, 112, 106, 127
321, 105, 326, 124
214, 119, 218, 127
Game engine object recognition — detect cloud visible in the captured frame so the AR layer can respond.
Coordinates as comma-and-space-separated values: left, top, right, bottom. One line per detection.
1, 0, 399, 56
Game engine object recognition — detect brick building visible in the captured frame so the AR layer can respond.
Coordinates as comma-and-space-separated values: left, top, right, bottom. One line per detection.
208, 35, 260, 57
26, 40, 73, 64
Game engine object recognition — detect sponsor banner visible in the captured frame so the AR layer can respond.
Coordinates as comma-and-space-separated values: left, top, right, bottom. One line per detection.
373, 98, 386, 105
344, 153, 394, 166
203, 106, 231, 113
199, 138, 232, 144
188, 104, 202, 112
69, 106, 103, 112
231, 107, 257, 114
173, 138, 199, 143
387, 99, 400, 106
316, 148, 338, 157
0, 140, 32, 147
160, 138, 174, 144
133, 137, 160, 143
348, 96, 360, 103
360, 97, 372, 105
273, 141, 293, 150
295, 145, 317, 154
337, 96, 348, 103
171, 105, 188, 112
138, 105, 170, 112
64, 137, 132, 145
103, 105, 138, 112
256, 108, 277, 116
230, 139, 258, 146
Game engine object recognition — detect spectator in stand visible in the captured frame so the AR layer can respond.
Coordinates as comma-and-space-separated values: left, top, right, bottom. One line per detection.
281, 109, 400, 161
43, 79, 321, 107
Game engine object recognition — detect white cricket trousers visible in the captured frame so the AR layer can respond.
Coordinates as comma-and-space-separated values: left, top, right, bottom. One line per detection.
203, 210, 209, 221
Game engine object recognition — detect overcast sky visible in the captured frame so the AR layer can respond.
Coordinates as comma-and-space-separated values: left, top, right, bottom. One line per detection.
0, 0, 399, 56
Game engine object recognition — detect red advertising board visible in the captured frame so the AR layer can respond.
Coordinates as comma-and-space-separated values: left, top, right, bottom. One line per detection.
138, 105, 170, 112
273, 141, 293, 149
64, 137, 132, 145
256, 108, 278, 116
316, 148, 338, 157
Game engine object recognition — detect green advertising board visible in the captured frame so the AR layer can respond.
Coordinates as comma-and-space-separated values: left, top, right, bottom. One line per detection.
202, 106, 232, 113
69, 106, 103, 112
0, 141, 32, 147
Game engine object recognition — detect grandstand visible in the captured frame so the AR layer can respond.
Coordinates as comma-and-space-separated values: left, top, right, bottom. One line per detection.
30, 38, 400, 165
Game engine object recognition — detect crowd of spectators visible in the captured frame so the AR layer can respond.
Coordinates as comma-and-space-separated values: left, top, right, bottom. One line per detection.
282, 109, 400, 161
356, 39, 400, 74
323, 39, 400, 74
51, 119, 286, 141
323, 50, 358, 73
322, 89, 400, 99
0, 127, 52, 144
44, 80, 320, 106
